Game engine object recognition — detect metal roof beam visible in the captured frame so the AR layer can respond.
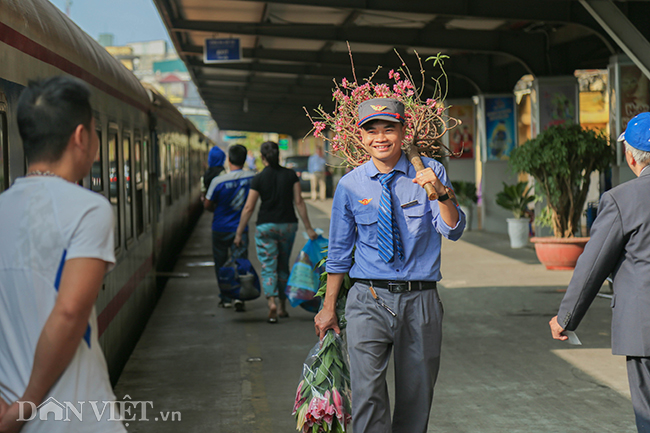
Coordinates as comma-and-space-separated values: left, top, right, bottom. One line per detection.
202, 90, 327, 105
580, 0, 650, 78
188, 54, 511, 94
195, 74, 337, 93
200, 83, 332, 98
173, 20, 548, 74
215, 0, 601, 27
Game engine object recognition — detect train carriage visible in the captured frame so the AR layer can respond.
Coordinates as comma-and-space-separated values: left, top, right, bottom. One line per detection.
0, 0, 209, 381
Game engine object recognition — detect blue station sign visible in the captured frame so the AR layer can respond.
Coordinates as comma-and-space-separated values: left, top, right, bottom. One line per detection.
204, 38, 242, 64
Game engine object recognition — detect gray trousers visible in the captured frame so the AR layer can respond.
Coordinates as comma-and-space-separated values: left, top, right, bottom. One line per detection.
627, 356, 650, 432
346, 282, 443, 433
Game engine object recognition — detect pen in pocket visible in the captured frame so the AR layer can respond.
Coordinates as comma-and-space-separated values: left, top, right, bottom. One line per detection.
368, 286, 397, 317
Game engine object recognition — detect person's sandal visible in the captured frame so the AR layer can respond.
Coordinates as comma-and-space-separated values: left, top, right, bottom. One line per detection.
268, 305, 278, 323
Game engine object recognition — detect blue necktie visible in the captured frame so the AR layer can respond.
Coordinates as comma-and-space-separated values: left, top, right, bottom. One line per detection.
377, 172, 404, 263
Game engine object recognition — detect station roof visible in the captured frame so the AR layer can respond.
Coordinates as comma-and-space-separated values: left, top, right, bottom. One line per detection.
152, 0, 650, 136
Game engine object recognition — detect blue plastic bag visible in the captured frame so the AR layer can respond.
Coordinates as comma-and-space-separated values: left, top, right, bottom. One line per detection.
218, 258, 261, 301
286, 235, 328, 312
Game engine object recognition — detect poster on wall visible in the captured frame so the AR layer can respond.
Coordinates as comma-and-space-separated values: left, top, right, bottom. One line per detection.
485, 96, 516, 160
620, 64, 650, 129
539, 84, 577, 129
448, 104, 474, 159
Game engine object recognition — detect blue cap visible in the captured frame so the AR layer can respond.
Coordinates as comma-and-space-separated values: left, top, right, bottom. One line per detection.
618, 112, 650, 152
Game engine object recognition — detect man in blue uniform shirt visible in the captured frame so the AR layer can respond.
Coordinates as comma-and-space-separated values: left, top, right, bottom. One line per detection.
308, 146, 327, 201
204, 144, 255, 311
315, 98, 465, 433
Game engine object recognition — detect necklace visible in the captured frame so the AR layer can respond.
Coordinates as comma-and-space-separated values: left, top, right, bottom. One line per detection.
25, 170, 62, 178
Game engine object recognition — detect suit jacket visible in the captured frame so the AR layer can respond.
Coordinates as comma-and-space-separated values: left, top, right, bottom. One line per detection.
557, 169, 650, 356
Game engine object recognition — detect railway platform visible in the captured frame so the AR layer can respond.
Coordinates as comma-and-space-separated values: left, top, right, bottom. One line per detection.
115, 200, 636, 432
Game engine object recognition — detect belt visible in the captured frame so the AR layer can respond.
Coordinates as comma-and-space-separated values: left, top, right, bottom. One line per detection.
355, 279, 437, 293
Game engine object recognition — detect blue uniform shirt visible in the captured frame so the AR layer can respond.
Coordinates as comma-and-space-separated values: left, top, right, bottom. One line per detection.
207, 169, 255, 232
308, 153, 326, 173
326, 152, 465, 281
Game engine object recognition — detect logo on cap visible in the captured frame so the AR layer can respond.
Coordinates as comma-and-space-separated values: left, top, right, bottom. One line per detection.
370, 105, 387, 112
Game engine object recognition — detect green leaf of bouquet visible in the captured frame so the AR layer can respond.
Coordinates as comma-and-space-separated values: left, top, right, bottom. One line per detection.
313, 366, 328, 386
324, 351, 335, 370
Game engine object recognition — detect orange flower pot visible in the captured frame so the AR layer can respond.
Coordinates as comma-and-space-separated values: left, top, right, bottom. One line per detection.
530, 237, 590, 270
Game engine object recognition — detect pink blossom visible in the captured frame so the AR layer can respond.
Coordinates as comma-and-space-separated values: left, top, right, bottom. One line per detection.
332, 388, 344, 421
388, 69, 395, 79
437, 106, 444, 116
293, 380, 305, 413
306, 397, 323, 425
373, 83, 391, 98
341, 77, 349, 88
394, 71, 401, 81
312, 122, 326, 138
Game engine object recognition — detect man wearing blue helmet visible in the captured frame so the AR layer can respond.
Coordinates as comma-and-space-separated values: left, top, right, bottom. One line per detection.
550, 112, 650, 432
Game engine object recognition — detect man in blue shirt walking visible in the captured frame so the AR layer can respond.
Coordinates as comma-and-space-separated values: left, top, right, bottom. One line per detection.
204, 144, 255, 311
308, 147, 327, 201
314, 98, 465, 433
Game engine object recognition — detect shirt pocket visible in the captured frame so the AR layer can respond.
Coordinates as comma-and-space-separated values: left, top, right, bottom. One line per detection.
354, 207, 378, 246
402, 202, 429, 236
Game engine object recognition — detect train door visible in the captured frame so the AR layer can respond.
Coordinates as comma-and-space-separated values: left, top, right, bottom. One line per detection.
134, 131, 144, 238
0, 97, 7, 192
148, 123, 160, 269
123, 132, 134, 246
107, 126, 121, 253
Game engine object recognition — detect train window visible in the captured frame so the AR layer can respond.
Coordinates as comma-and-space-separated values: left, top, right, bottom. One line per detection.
108, 132, 120, 249
0, 112, 6, 192
134, 138, 142, 185
173, 145, 180, 201
181, 147, 186, 194
91, 128, 103, 192
123, 135, 133, 241
167, 144, 173, 206
134, 139, 144, 237
143, 138, 151, 227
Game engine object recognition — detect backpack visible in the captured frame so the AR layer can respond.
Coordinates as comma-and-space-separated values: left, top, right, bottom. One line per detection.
203, 165, 225, 191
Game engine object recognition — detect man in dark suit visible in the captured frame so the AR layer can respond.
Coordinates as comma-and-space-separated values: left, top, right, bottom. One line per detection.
550, 112, 650, 432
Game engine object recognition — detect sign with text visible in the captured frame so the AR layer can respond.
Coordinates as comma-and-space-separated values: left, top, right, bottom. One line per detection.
204, 38, 241, 64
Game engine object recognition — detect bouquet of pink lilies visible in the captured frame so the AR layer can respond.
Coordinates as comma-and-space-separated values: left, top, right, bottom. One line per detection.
293, 330, 352, 432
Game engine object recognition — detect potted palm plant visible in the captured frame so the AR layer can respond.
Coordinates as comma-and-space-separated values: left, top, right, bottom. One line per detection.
508, 124, 613, 269
496, 181, 534, 248
451, 180, 478, 231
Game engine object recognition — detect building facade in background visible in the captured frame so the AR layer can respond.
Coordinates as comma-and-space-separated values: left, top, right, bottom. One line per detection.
101, 35, 217, 139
